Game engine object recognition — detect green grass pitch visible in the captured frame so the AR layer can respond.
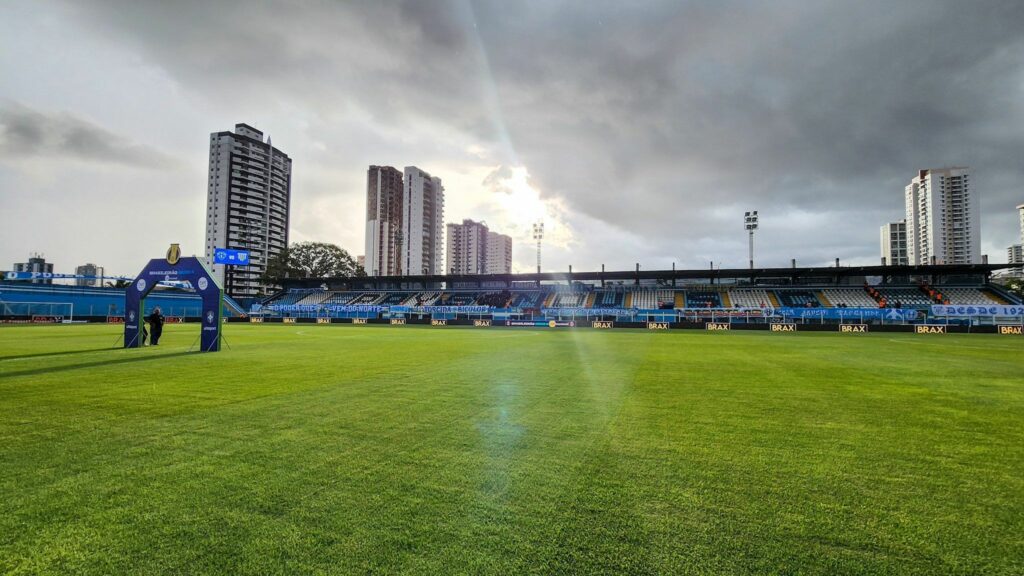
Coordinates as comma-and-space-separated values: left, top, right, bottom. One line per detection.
1, 324, 1022, 575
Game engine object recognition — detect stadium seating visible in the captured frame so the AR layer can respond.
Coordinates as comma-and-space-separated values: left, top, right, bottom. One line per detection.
821, 288, 878, 308
323, 292, 356, 304
596, 290, 624, 307
942, 288, 998, 305
511, 291, 542, 308
727, 289, 774, 309
295, 291, 332, 305
875, 288, 932, 306
685, 291, 722, 308
552, 292, 586, 307
239, 281, 1018, 317
655, 290, 675, 309
349, 292, 385, 305
401, 291, 441, 306
476, 291, 512, 308
271, 290, 313, 306
441, 293, 477, 306
379, 292, 411, 305
777, 291, 820, 307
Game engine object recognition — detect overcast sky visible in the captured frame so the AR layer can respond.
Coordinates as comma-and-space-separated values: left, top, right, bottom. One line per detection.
2, 0, 1023, 276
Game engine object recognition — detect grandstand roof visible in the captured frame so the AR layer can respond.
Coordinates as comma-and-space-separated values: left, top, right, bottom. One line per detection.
282, 263, 1012, 290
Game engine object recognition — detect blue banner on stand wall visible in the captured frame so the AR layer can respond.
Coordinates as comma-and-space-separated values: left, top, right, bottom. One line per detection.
931, 305, 1024, 317
776, 307, 919, 322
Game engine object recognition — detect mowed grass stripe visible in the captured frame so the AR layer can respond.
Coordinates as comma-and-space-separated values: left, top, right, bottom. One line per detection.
0, 324, 1021, 575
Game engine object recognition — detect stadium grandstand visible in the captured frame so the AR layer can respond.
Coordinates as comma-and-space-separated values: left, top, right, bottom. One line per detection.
0, 282, 246, 322
3, 263, 1020, 326
247, 263, 1023, 327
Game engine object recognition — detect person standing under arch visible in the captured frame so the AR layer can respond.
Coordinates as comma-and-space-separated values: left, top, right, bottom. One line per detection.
148, 306, 165, 345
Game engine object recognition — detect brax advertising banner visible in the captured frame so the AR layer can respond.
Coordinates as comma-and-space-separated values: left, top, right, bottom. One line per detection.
931, 305, 1024, 317
124, 254, 223, 352
776, 307, 919, 322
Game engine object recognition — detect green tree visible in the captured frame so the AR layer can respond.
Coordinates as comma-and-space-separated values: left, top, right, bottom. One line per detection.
261, 242, 362, 283
1002, 277, 1023, 299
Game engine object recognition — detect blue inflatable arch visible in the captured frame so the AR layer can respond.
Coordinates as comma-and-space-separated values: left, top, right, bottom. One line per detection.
124, 253, 223, 352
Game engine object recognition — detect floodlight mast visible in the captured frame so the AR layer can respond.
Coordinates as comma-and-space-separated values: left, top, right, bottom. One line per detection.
744, 211, 759, 269
532, 221, 545, 274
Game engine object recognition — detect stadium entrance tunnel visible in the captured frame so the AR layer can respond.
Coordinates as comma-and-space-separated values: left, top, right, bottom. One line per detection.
124, 254, 223, 352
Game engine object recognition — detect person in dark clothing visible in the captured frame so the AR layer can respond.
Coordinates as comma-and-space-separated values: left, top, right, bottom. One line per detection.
148, 307, 165, 345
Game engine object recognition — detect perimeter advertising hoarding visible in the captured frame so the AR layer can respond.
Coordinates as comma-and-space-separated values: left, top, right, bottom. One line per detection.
506, 320, 576, 327
839, 324, 868, 333
915, 325, 947, 334
770, 323, 797, 332
473, 319, 492, 327
997, 325, 1023, 335
391, 318, 406, 325
592, 320, 614, 329
706, 322, 731, 331
647, 321, 670, 330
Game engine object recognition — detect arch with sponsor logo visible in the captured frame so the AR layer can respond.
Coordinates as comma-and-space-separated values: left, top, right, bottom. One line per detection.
123, 248, 223, 352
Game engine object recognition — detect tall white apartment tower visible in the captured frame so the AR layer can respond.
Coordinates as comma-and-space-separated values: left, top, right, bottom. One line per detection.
904, 167, 980, 265
880, 220, 908, 266
1010, 203, 1024, 276
446, 219, 487, 275
1017, 203, 1024, 244
445, 219, 513, 275
364, 166, 404, 276
485, 230, 513, 274
402, 167, 445, 275
205, 124, 292, 298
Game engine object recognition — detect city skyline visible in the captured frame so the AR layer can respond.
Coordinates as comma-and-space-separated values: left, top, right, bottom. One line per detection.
3, 1, 1024, 276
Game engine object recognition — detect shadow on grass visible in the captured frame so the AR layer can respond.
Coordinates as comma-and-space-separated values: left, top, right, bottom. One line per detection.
0, 347, 122, 362
0, 350, 198, 380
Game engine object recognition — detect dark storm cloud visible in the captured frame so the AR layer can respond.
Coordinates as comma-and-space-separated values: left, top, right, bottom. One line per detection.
56, 0, 1024, 264
0, 101, 178, 169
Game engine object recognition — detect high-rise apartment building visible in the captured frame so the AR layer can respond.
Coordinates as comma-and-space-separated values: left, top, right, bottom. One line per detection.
446, 219, 513, 275
1018, 203, 1024, 244
446, 219, 486, 275
364, 166, 404, 276
205, 124, 292, 298
904, 167, 980, 265
13, 254, 53, 284
75, 263, 104, 287
879, 221, 908, 266
402, 167, 445, 276
485, 230, 513, 274
1007, 244, 1023, 276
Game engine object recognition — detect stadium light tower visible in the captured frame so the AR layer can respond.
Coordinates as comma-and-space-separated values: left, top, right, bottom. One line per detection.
532, 221, 545, 273
744, 211, 759, 269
